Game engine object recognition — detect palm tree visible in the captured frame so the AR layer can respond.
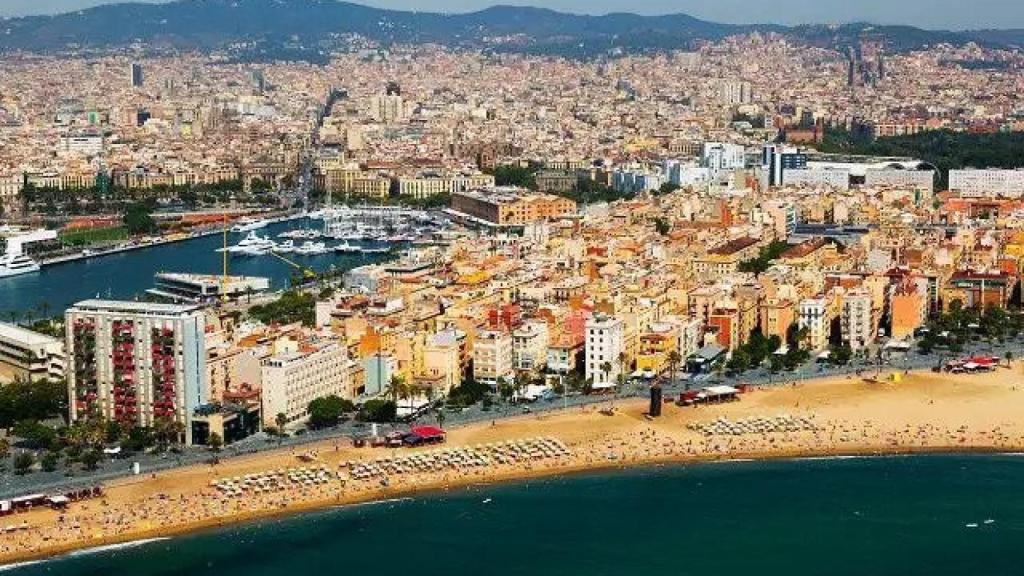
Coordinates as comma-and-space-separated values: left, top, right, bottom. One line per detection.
599, 361, 612, 393
617, 351, 629, 396
667, 350, 682, 388
275, 412, 287, 442
388, 375, 409, 422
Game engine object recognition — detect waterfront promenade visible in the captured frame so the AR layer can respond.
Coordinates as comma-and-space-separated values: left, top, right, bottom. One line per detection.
1, 364, 1023, 565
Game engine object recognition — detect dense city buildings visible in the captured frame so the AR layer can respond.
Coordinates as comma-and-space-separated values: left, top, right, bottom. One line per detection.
3, 21, 1024, 452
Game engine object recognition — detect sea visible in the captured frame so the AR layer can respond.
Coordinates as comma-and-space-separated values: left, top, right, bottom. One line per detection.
0, 219, 391, 316
6, 454, 1022, 576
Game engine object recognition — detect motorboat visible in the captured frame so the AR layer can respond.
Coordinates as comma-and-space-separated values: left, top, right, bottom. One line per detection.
273, 240, 296, 253
278, 229, 323, 240
230, 217, 269, 233
359, 246, 391, 255
0, 251, 41, 279
221, 231, 276, 255
294, 241, 329, 256
334, 241, 362, 254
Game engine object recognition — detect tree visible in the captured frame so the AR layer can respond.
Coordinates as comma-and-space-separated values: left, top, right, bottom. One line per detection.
123, 201, 158, 235
13, 419, 57, 450
599, 361, 612, 391
40, 451, 59, 472
81, 449, 102, 471
1005, 350, 1014, 368
387, 374, 410, 420
357, 399, 397, 423
726, 349, 751, 375
497, 377, 514, 404
0, 377, 69, 429
829, 343, 853, 367
667, 350, 682, 386
208, 432, 224, 452
307, 395, 354, 429
13, 452, 35, 475
653, 217, 672, 236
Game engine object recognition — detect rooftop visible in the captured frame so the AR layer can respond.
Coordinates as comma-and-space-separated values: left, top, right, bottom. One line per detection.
70, 299, 204, 315
0, 322, 61, 347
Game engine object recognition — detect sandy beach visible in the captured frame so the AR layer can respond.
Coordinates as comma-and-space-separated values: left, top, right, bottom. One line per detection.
3, 365, 1024, 565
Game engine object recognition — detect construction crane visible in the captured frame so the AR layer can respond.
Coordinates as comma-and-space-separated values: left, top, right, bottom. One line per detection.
267, 250, 318, 283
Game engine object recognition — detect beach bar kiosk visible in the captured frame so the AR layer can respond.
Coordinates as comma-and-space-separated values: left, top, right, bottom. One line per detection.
403, 426, 447, 447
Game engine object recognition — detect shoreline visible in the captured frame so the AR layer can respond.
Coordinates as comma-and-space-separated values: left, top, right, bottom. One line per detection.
2, 366, 1024, 566
3, 446, 1022, 567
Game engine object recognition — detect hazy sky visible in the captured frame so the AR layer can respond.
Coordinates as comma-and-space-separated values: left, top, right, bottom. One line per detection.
2, 0, 1023, 30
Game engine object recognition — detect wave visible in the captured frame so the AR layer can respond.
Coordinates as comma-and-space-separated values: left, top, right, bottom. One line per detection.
65, 537, 170, 558
333, 497, 414, 510
0, 560, 44, 572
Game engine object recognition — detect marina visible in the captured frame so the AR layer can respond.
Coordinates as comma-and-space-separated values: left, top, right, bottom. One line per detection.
0, 216, 399, 317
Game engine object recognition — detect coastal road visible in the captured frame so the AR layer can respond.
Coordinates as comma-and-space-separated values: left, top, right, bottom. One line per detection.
2, 339, 1021, 498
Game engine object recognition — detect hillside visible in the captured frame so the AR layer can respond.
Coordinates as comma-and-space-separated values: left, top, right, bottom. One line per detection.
0, 0, 1016, 59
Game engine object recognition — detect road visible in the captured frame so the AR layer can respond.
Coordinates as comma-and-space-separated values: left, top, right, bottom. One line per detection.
3, 338, 1021, 498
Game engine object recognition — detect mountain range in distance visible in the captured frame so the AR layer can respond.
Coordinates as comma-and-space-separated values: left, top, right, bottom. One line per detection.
0, 0, 1022, 61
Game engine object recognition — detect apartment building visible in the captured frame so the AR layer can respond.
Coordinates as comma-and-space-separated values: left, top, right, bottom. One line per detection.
65, 300, 207, 444
0, 322, 65, 383
585, 314, 624, 390
841, 291, 875, 351
473, 330, 514, 386
261, 342, 351, 427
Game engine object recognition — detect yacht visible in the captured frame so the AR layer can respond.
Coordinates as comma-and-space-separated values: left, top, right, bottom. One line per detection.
0, 250, 41, 279
230, 217, 269, 233
334, 241, 362, 254
221, 231, 276, 256
273, 240, 296, 254
278, 229, 323, 240
294, 241, 329, 256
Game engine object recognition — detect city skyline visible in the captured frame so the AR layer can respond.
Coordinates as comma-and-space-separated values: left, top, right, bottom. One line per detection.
2, 0, 1024, 30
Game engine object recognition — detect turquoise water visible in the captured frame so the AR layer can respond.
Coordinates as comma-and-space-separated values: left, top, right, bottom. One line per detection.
0, 220, 389, 317
9, 455, 1023, 576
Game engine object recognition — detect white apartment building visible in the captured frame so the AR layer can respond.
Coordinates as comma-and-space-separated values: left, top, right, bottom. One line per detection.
0, 322, 64, 383
784, 168, 851, 190
261, 342, 351, 427
798, 297, 832, 352
701, 142, 746, 173
65, 300, 207, 444
397, 173, 495, 198
368, 94, 411, 123
585, 314, 624, 390
58, 134, 103, 156
948, 169, 1024, 198
719, 80, 752, 105
473, 330, 514, 386
841, 291, 875, 352
512, 320, 549, 372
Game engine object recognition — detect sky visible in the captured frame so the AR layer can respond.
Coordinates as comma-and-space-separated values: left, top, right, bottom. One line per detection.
1, 0, 1023, 30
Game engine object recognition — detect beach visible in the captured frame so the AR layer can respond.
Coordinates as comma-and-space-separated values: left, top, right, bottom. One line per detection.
3, 365, 1024, 565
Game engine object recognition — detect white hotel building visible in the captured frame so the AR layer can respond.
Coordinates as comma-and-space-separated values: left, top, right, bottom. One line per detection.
261, 342, 351, 428
585, 314, 624, 390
